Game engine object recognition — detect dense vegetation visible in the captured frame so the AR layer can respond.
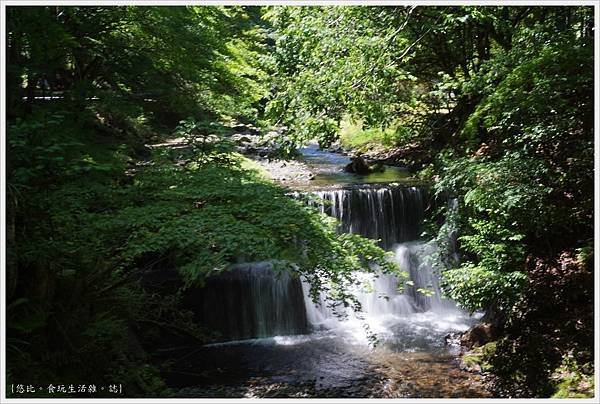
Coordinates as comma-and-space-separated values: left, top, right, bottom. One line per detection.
5, 5, 595, 399
265, 6, 594, 397
5, 5, 397, 397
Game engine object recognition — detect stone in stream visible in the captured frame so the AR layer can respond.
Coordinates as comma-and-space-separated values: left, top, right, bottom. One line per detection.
345, 154, 371, 174
231, 133, 254, 144
344, 154, 386, 175
460, 322, 498, 349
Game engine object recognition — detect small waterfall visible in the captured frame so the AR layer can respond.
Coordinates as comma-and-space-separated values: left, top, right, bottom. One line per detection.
309, 186, 424, 248
302, 241, 457, 329
300, 185, 427, 331
395, 241, 458, 313
192, 185, 467, 343
303, 185, 467, 339
190, 262, 308, 341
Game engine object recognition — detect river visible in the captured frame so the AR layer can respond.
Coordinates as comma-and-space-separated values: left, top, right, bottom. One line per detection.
170, 143, 491, 398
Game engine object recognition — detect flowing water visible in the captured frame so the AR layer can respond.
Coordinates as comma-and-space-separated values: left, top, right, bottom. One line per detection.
307, 186, 424, 248
175, 144, 489, 398
297, 141, 416, 187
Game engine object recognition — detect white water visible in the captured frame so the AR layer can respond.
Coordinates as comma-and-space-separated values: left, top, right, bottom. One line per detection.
197, 182, 475, 350
301, 240, 476, 347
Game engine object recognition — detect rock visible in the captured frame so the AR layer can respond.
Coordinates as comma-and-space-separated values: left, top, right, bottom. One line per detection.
231, 124, 260, 136
236, 135, 253, 144
460, 341, 497, 375
345, 155, 372, 175
460, 360, 482, 373
444, 332, 461, 346
460, 322, 498, 349
345, 155, 387, 175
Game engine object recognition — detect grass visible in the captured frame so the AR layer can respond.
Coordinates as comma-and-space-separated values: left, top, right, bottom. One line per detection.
338, 117, 407, 151
238, 154, 272, 180
550, 358, 595, 398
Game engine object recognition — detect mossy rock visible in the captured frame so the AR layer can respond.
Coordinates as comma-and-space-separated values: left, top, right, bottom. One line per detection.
550, 361, 594, 398
461, 341, 497, 373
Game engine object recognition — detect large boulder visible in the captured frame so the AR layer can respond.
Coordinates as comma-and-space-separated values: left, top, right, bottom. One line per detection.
344, 155, 386, 175
345, 155, 372, 175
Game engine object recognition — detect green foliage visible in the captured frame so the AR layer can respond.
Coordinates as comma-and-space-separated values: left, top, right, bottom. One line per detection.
442, 264, 526, 312
339, 117, 410, 151
432, 153, 553, 313
550, 356, 594, 399
264, 6, 417, 146
7, 6, 268, 124
5, 5, 270, 395
416, 7, 593, 324
461, 341, 497, 372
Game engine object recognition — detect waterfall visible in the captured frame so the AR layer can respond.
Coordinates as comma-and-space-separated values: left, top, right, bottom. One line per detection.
395, 241, 458, 313
308, 186, 425, 248
189, 262, 308, 341
303, 185, 466, 339
192, 185, 468, 343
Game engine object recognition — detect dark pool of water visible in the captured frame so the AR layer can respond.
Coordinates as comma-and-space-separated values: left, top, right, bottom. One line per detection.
168, 329, 490, 398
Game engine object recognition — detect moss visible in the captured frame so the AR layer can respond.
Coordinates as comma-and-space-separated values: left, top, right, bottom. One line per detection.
550, 359, 594, 399
239, 154, 271, 180
461, 341, 497, 373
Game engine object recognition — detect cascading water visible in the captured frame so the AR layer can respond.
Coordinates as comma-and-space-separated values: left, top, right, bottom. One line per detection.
190, 261, 308, 341
303, 185, 473, 346
309, 186, 424, 248
396, 241, 458, 313
193, 184, 472, 344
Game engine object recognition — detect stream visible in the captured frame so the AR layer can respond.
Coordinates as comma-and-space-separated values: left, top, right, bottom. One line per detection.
171, 143, 491, 398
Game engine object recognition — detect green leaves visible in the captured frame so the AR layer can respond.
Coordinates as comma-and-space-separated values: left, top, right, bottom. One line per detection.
31, 136, 398, 308
430, 7, 593, 318
416, 287, 436, 298
8, 6, 269, 126
442, 263, 527, 312
264, 6, 416, 146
